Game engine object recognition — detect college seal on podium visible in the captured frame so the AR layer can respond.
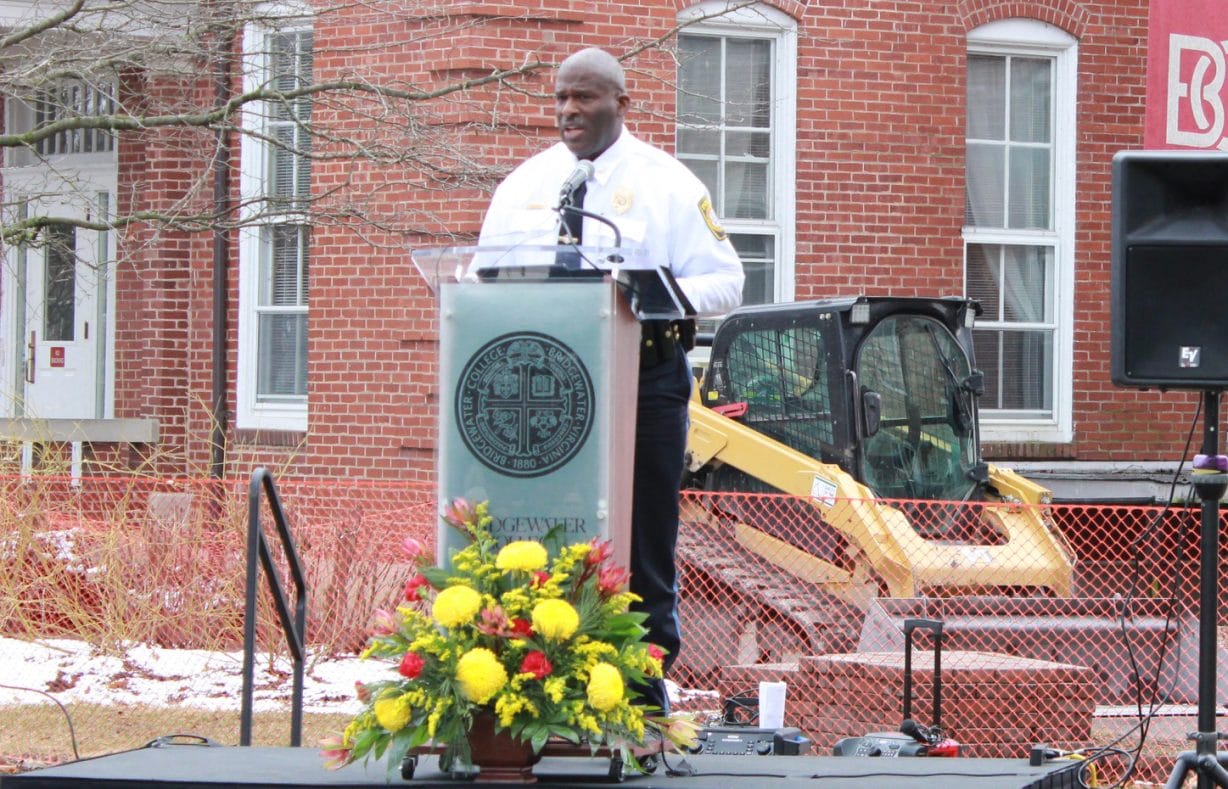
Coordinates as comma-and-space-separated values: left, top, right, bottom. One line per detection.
455, 331, 595, 478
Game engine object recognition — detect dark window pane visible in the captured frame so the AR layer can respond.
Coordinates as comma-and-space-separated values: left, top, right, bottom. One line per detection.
258, 312, 308, 397
732, 233, 774, 305
44, 224, 76, 341
965, 244, 1001, 321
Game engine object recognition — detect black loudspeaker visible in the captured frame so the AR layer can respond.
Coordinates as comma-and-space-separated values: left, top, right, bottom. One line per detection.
1112, 150, 1228, 388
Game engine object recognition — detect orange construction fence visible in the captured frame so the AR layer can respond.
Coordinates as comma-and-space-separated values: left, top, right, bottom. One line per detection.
0, 474, 1220, 784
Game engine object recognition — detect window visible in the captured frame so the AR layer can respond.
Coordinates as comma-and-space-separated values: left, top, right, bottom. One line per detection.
856, 315, 980, 502
35, 81, 117, 157
238, 26, 313, 431
43, 224, 77, 342
964, 20, 1075, 443
6, 78, 117, 167
676, 2, 796, 313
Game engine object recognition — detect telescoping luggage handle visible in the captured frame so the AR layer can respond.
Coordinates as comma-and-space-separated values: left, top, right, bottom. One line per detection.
901, 618, 944, 731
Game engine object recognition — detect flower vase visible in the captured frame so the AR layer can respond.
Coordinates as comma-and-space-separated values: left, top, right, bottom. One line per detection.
467, 710, 541, 784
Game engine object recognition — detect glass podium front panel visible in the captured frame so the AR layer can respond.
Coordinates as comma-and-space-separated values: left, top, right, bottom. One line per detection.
437, 277, 635, 561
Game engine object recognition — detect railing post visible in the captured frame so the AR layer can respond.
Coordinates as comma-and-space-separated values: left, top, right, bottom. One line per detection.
240, 467, 308, 747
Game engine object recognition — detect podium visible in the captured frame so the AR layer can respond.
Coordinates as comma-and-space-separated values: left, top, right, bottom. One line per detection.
413, 245, 694, 568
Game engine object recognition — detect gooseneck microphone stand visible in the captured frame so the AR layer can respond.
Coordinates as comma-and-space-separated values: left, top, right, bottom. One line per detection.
1166, 389, 1228, 789
557, 204, 623, 256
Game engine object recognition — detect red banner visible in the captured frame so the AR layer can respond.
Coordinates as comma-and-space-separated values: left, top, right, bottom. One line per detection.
1146, 0, 1228, 149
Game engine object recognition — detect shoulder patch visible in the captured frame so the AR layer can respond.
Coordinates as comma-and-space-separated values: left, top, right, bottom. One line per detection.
698, 195, 728, 241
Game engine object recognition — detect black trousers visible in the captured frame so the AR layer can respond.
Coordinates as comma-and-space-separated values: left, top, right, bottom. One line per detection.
629, 345, 691, 712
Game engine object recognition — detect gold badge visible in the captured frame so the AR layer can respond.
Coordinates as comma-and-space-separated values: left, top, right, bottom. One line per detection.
698, 196, 728, 241
612, 186, 633, 214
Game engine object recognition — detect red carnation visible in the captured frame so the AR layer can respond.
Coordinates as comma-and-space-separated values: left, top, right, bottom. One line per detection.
399, 652, 426, 679
647, 644, 666, 663
520, 651, 553, 679
510, 618, 534, 638
531, 571, 551, 588
404, 574, 431, 601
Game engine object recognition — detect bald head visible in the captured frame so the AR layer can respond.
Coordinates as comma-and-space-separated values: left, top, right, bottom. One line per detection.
558, 48, 626, 95
554, 47, 631, 159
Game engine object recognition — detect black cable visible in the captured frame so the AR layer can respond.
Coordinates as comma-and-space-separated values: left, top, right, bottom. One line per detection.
0, 683, 80, 761
1086, 396, 1201, 788
805, 770, 1049, 780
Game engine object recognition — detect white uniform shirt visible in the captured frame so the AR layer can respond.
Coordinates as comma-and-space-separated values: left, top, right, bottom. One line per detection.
478, 130, 745, 317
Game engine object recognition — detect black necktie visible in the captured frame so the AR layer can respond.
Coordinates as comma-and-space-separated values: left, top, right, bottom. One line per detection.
557, 181, 586, 269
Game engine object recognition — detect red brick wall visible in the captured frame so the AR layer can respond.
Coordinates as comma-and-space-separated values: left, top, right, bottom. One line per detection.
94, 0, 1188, 480
113, 68, 214, 473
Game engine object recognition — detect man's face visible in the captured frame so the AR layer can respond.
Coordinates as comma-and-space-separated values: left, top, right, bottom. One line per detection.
555, 66, 629, 160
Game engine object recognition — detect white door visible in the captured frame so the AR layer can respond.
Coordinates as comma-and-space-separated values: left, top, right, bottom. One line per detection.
16, 195, 107, 420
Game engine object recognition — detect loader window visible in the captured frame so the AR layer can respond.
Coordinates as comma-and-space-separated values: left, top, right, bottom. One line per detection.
725, 325, 834, 457
856, 315, 979, 501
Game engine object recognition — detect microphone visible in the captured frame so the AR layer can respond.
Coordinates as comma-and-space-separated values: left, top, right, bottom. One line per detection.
558, 160, 594, 206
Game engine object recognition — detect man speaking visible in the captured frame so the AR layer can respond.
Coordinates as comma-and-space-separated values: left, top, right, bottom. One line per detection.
479, 47, 744, 712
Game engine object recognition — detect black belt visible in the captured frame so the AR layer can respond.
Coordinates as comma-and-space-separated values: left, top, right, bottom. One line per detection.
641, 319, 696, 370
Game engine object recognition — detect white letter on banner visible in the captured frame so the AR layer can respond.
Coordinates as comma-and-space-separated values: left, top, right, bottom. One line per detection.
1167, 34, 1227, 148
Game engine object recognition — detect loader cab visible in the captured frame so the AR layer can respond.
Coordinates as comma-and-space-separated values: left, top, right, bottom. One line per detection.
852, 304, 984, 501
700, 296, 987, 502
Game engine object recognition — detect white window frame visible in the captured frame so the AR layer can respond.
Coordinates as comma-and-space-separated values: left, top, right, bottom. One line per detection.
964, 19, 1076, 444
677, 1, 797, 304
237, 18, 313, 432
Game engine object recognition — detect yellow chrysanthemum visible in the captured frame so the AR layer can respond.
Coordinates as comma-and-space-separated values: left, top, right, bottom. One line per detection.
532, 598, 580, 641
456, 647, 508, 704
432, 585, 483, 628
586, 662, 624, 712
495, 541, 549, 572
374, 695, 412, 732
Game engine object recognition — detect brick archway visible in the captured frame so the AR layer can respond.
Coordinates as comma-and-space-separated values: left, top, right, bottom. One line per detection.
673, 0, 804, 22
956, 0, 1090, 38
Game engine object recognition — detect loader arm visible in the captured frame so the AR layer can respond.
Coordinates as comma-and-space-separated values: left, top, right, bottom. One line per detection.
687, 394, 1075, 598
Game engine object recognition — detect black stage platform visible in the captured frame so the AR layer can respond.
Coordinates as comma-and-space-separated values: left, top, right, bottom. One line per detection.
0, 743, 1083, 789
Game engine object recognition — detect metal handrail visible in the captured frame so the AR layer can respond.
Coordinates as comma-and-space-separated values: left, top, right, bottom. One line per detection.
240, 467, 308, 746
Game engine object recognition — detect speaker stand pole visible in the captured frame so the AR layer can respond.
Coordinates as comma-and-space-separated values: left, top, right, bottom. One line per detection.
1166, 389, 1228, 789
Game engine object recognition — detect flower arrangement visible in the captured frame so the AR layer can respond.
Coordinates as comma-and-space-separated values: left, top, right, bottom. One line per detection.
323, 499, 696, 776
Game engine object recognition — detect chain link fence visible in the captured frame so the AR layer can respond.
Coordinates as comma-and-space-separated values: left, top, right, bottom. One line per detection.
0, 474, 1219, 784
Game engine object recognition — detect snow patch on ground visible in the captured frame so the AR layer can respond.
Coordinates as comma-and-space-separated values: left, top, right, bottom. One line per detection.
0, 637, 368, 715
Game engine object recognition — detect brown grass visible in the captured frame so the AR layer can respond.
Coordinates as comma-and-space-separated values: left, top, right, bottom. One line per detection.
0, 703, 353, 772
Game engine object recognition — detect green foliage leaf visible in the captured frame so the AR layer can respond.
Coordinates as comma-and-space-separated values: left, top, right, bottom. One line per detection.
381, 730, 417, 781
418, 565, 452, 588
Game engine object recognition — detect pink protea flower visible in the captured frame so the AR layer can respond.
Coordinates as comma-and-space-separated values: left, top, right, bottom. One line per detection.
597, 564, 630, 597
476, 605, 515, 638
442, 498, 475, 528
370, 608, 398, 636
320, 734, 352, 769
586, 538, 613, 567
401, 536, 427, 561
